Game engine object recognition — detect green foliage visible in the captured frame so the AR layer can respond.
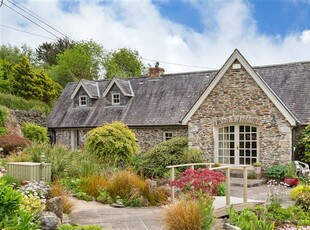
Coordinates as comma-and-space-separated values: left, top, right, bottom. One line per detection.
0, 44, 23, 64
295, 185, 310, 211
36, 37, 75, 66
103, 48, 146, 79
20, 194, 43, 214
0, 59, 13, 93
0, 175, 21, 187
0, 179, 22, 219
138, 137, 203, 178
302, 122, 310, 162
265, 165, 288, 179
217, 182, 226, 196
48, 40, 105, 87
24, 143, 105, 180
0, 105, 8, 135
0, 105, 7, 127
198, 195, 214, 229
0, 92, 50, 114
1, 208, 40, 230
85, 121, 140, 166
284, 162, 298, 178
11, 56, 61, 104
22, 122, 48, 143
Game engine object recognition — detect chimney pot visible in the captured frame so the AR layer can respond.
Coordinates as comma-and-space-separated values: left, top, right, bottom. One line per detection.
149, 62, 165, 77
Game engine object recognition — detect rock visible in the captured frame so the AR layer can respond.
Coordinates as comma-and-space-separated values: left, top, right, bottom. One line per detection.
38, 211, 59, 230
46, 197, 63, 221
223, 223, 242, 230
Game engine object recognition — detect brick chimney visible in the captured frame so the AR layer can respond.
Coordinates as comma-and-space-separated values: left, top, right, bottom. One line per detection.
149, 62, 165, 77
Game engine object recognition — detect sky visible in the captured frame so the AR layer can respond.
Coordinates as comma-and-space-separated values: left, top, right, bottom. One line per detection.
1, 0, 310, 74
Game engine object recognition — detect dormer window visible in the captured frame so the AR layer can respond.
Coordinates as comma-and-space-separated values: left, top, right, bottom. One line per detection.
112, 93, 120, 105
79, 95, 87, 106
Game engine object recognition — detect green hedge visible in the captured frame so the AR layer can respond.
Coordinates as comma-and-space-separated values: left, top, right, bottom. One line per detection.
0, 106, 8, 135
0, 93, 50, 114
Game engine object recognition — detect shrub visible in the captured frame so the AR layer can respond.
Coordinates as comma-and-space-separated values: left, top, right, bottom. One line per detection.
78, 175, 108, 198
301, 122, 310, 162
0, 175, 21, 187
265, 165, 288, 179
0, 179, 22, 219
106, 170, 145, 201
138, 137, 203, 178
0, 92, 50, 114
295, 186, 310, 211
291, 185, 307, 200
0, 134, 30, 155
164, 195, 214, 230
20, 193, 44, 214
85, 121, 140, 166
106, 170, 168, 206
24, 143, 105, 180
22, 122, 48, 143
170, 168, 226, 196
50, 181, 74, 214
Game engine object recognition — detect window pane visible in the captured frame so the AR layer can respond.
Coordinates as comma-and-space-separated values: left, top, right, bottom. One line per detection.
230, 142, 234, 148
239, 142, 244, 149
230, 158, 235, 164
230, 126, 234, 132
240, 158, 244, 164
230, 150, 234, 156
230, 134, 234, 140
246, 150, 250, 156
246, 158, 251, 164
246, 126, 251, 132
219, 141, 223, 148
246, 142, 250, 148
219, 128, 223, 134
252, 142, 257, 148
219, 134, 223, 140
252, 150, 257, 157
219, 157, 223, 163
252, 134, 257, 140
239, 134, 244, 140
251, 127, 257, 132
224, 127, 229, 133
240, 150, 244, 156
240, 126, 244, 132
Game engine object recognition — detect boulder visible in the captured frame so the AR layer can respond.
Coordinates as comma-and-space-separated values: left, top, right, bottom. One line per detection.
46, 196, 63, 221
38, 211, 59, 230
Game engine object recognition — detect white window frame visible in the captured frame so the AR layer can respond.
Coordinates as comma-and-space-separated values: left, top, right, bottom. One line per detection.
214, 124, 259, 165
163, 132, 173, 141
112, 93, 120, 105
79, 95, 87, 107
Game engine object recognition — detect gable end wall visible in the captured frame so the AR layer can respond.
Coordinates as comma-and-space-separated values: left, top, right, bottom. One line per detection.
189, 61, 293, 167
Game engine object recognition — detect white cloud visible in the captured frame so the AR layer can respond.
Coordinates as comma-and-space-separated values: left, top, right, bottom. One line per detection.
1, 0, 310, 74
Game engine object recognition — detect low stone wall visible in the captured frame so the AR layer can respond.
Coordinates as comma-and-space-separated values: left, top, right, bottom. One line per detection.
10, 110, 47, 127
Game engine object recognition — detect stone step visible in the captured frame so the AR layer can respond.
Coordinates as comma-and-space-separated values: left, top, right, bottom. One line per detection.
230, 177, 266, 188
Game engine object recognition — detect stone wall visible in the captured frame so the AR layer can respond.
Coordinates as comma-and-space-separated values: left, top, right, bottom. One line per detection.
188, 60, 293, 167
53, 126, 188, 153
11, 110, 46, 127
132, 126, 188, 153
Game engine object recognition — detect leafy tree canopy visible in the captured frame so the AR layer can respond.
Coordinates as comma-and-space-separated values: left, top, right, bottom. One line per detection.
302, 123, 310, 162
36, 37, 75, 66
0, 59, 13, 93
103, 48, 146, 79
0, 44, 23, 65
48, 40, 105, 87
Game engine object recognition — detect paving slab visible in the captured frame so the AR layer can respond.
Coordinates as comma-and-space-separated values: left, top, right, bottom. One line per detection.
68, 184, 296, 229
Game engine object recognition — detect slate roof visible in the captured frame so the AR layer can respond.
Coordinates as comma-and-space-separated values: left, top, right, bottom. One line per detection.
47, 61, 310, 128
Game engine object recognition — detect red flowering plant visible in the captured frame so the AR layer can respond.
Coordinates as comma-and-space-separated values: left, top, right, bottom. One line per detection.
169, 168, 226, 196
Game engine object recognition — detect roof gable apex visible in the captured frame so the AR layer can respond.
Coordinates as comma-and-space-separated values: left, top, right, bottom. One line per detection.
182, 49, 298, 126
102, 78, 134, 97
70, 79, 98, 100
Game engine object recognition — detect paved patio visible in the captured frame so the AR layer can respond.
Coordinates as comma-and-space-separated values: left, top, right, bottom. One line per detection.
68, 184, 294, 230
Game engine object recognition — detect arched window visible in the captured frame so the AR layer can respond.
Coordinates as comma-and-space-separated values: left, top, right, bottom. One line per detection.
215, 125, 259, 165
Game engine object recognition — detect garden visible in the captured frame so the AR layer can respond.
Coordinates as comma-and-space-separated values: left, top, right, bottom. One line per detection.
1, 115, 310, 229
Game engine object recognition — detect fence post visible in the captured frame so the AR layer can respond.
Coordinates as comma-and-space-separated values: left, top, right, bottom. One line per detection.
243, 166, 248, 203
225, 167, 231, 205
170, 167, 175, 203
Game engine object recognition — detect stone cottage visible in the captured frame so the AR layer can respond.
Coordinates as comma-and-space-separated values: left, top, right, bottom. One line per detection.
47, 49, 310, 167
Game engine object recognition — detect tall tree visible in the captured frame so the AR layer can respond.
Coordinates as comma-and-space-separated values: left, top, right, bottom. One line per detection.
11, 56, 61, 103
0, 45, 23, 65
48, 40, 105, 86
0, 59, 13, 93
103, 48, 146, 79
36, 37, 75, 66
